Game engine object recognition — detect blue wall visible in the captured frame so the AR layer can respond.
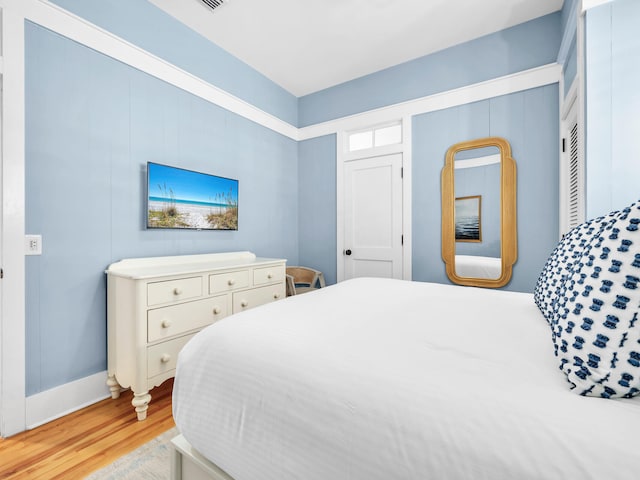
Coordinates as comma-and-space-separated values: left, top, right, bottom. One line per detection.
25, 23, 298, 395
585, 0, 640, 218
298, 12, 561, 127
50, 0, 298, 126
297, 136, 338, 285
412, 85, 560, 293
24, 4, 565, 396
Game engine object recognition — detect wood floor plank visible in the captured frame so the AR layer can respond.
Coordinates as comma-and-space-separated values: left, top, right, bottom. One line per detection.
0, 379, 175, 479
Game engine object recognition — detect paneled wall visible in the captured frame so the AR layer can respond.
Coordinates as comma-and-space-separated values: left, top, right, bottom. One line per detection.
25, 23, 298, 395
50, 0, 298, 125
412, 86, 559, 292
297, 135, 338, 285
299, 13, 561, 127
584, 0, 640, 218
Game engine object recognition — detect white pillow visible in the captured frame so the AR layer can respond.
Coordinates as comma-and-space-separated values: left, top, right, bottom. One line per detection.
551, 201, 640, 398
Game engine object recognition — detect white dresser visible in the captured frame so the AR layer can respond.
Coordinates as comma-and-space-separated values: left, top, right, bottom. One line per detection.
106, 251, 286, 420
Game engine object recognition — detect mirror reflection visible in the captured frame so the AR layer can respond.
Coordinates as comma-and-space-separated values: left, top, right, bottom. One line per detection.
454, 147, 501, 280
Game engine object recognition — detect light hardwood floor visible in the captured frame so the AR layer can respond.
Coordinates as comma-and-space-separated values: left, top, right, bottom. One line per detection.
0, 379, 175, 479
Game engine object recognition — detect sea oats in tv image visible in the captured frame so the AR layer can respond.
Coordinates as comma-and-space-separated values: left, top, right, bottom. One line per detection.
147, 162, 238, 230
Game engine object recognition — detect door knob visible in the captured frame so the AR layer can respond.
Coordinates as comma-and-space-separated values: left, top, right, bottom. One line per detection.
345, 249, 352, 256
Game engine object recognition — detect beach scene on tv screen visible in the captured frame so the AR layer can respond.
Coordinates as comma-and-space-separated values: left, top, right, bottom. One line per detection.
147, 163, 238, 230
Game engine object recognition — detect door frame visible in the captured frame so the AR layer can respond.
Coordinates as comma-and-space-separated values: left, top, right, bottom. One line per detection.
336, 116, 412, 282
1, 1, 27, 437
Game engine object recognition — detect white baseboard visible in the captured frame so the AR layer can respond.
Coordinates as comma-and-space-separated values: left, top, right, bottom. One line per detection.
25, 370, 111, 430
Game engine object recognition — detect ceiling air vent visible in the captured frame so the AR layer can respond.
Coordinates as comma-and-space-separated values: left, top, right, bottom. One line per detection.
199, 0, 229, 11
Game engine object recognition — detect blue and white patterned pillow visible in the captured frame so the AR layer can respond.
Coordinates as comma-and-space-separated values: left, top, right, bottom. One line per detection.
551, 201, 640, 398
534, 215, 611, 324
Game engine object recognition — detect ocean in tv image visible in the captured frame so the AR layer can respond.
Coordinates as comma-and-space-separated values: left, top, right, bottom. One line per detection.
147, 162, 238, 230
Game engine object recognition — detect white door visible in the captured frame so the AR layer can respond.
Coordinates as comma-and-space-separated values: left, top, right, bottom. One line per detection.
560, 89, 583, 236
343, 153, 403, 279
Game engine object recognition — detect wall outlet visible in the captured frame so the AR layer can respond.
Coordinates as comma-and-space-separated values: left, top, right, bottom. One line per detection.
25, 234, 42, 255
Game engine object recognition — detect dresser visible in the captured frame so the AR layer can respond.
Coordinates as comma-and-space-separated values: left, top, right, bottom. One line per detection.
106, 251, 286, 420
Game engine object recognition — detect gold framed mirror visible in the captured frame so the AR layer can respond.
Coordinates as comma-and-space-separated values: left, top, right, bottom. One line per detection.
441, 137, 517, 288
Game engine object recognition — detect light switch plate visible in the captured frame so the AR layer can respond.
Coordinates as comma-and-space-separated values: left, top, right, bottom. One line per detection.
25, 234, 42, 255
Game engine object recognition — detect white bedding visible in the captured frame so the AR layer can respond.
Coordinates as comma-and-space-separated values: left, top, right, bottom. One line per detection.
455, 254, 502, 279
173, 278, 640, 480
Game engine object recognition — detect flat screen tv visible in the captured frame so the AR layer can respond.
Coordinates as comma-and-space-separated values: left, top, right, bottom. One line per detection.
147, 162, 238, 230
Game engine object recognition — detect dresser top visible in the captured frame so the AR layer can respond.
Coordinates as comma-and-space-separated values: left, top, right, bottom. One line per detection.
106, 251, 285, 279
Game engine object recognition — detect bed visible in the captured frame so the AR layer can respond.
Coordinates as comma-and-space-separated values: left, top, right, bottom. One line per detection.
171, 277, 640, 480
454, 254, 502, 279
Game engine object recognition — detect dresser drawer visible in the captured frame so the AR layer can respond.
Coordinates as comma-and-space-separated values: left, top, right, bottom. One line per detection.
209, 270, 249, 294
147, 277, 202, 306
233, 283, 286, 312
147, 295, 228, 343
253, 265, 285, 286
147, 333, 195, 379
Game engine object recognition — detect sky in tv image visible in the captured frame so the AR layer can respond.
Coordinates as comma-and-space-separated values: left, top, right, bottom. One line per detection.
147, 162, 238, 230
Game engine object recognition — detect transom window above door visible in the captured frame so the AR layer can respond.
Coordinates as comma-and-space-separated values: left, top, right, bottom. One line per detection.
348, 123, 402, 152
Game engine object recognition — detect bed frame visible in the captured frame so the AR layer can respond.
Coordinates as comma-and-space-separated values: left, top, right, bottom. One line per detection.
171, 434, 235, 480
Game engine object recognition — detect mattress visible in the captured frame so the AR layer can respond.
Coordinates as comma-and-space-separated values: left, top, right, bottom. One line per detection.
173, 278, 640, 480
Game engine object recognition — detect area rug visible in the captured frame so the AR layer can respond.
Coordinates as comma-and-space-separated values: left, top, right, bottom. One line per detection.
85, 427, 178, 479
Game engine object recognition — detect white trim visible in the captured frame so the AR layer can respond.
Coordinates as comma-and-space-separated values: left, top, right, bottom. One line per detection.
27, 0, 298, 141
576, 3, 586, 225
559, 6, 586, 237
343, 142, 404, 163
562, 78, 579, 119
336, 117, 411, 283
582, 0, 612, 13
401, 115, 412, 282
0, 2, 26, 438
15, 0, 557, 147
25, 371, 111, 430
23, 0, 557, 146
454, 154, 501, 170
299, 63, 561, 141
557, 0, 578, 65
335, 131, 346, 283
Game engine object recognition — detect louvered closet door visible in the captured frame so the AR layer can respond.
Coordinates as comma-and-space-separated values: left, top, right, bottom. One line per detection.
567, 121, 580, 229
561, 92, 583, 236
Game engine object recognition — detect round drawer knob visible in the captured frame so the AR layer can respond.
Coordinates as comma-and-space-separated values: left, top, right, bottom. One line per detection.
213, 307, 221, 315
173, 287, 182, 295
267, 273, 273, 279
160, 353, 171, 363
161, 319, 172, 328
227, 279, 235, 286
273, 293, 280, 299
240, 300, 248, 308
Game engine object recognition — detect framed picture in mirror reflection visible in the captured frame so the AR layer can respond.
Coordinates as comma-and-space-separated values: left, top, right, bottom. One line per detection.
455, 195, 481, 242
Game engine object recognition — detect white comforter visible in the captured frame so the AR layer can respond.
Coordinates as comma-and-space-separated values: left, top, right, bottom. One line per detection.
173, 278, 640, 480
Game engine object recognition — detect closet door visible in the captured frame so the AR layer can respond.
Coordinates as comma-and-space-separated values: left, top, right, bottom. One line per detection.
560, 89, 584, 236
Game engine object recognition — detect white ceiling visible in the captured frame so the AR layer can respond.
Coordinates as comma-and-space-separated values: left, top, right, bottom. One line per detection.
148, 0, 564, 97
